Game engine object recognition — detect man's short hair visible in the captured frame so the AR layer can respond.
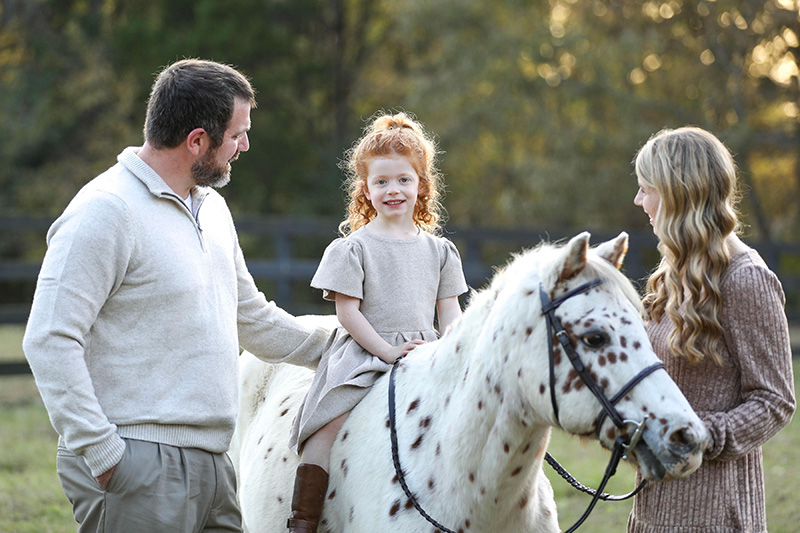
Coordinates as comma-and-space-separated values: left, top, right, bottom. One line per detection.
144, 59, 256, 149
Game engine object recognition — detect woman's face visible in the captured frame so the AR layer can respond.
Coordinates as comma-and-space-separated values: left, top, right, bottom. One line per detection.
634, 177, 661, 233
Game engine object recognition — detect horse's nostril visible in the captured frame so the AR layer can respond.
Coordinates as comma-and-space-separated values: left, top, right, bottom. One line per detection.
669, 427, 692, 447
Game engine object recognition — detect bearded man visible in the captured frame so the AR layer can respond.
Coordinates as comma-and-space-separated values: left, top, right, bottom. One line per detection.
23, 59, 332, 532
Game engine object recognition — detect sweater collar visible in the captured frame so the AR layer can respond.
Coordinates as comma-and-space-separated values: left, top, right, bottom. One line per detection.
118, 146, 211, 207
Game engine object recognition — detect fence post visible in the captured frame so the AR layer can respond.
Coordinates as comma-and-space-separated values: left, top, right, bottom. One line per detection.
275, 230, 293, 306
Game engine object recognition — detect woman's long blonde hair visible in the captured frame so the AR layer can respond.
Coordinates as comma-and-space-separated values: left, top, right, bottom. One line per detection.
339, 111, 444, 236
635, 127, 741, 364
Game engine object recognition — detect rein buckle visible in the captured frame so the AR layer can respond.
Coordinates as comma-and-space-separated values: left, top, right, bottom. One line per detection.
620, 419, 646, 459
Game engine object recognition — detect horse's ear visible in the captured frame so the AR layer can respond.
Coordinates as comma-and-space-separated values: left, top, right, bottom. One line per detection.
594, 232, 629, 270
559, 232, 591, 283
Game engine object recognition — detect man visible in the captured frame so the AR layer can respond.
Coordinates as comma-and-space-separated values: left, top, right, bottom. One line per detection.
23, 59, 331, 532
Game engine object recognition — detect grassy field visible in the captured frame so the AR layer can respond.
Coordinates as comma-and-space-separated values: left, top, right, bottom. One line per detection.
1, 324, 798, 532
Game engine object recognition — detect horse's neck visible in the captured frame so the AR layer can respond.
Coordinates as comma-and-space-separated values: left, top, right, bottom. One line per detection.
415, 331, 552, 512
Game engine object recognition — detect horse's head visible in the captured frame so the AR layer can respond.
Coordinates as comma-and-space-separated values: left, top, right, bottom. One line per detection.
481, 231, 708, 481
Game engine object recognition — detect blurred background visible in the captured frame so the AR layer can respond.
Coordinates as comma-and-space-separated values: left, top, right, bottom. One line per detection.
1, 0, 798, 320
2, 0, 799, 229
1, 1, 798, 531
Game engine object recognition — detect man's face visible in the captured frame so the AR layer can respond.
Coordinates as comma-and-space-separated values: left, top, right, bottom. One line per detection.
192, 99, 251, 188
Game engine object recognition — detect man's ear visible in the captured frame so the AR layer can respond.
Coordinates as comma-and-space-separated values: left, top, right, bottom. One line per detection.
186, 128, 209, 156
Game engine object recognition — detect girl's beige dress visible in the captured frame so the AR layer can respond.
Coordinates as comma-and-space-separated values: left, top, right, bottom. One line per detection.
288, 227, 468, 452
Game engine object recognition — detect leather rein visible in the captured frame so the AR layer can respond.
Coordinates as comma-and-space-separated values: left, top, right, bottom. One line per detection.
387, 278, 664, 533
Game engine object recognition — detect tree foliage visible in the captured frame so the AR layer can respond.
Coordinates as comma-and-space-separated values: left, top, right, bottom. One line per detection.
1, 0, 797, 240
364, 0, 799, 238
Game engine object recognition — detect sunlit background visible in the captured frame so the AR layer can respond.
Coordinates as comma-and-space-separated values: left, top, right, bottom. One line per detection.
1, 0, 797, 240
1, 2, 799, 531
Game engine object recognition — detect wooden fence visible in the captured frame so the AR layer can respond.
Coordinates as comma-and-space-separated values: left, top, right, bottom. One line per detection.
2, 215, 798, 375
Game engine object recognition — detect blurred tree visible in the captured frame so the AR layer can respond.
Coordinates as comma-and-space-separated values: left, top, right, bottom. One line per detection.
1, 0, 382, 221
1, 0, 797, 241
359, 0, 799, 239
0, 0, 140, 216
618, 0, 800, 241
104, 0, 384, 219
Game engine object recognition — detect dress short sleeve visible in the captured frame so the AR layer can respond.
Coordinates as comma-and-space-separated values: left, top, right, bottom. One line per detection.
437, 237, 469, 300
311, 237, 364, 301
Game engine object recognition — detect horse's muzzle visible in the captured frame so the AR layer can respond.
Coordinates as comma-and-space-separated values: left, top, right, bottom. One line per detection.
631, 419, 709, 481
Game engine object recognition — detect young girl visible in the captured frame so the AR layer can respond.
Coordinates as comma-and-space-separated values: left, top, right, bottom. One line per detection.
628, 127, 795, 532
285, 112, 468, 533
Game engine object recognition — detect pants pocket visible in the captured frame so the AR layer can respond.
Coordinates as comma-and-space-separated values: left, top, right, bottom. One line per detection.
56, 446, 107, 530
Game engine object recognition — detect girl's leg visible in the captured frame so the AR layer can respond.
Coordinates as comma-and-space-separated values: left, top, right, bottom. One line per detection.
299, 412, 349, 470
287, 413, 348, 533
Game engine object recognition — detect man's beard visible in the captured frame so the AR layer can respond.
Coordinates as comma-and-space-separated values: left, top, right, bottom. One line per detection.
192, 147, 237, 189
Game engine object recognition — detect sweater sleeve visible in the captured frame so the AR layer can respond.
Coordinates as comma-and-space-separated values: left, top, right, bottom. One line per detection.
22, 191, 131, 476
702, 263, 796, 461
235, 239, 335, 370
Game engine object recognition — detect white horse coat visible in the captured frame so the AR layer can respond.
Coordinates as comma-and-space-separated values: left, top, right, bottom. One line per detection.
231, 232, 708, 532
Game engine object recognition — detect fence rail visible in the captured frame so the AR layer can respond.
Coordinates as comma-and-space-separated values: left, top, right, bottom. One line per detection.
2, 215, 799, 375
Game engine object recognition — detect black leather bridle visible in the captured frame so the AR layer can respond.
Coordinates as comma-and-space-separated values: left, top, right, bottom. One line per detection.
539, 278, 664, 532
387, 277, 665, 533
540, 279, 664, 436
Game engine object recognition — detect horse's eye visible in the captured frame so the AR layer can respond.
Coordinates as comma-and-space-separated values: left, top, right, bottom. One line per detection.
580, 332, 608, 348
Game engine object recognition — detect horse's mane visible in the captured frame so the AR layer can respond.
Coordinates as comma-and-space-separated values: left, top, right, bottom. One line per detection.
460, 239, 644, 324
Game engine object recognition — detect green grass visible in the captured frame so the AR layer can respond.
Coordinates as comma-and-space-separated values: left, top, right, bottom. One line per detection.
1, 325, 798, 531
0, 324, 26, 360
0, 400, 75, 532
545, 397, 800, 533
0, 326, 75, 532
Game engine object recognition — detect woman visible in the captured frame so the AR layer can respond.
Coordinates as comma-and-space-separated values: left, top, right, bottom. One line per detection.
628, 126, 795, 532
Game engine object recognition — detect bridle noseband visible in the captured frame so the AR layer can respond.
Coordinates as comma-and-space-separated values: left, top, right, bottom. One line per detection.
387, 277, 665, 533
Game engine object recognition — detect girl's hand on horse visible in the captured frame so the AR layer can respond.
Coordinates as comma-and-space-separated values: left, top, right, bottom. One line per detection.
382, 339, 426, 364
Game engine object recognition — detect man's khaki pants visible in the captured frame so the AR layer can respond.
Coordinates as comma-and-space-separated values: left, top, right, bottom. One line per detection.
57, 438, 242, 532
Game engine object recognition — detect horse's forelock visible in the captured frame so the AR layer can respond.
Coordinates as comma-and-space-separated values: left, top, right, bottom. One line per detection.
505, 242, 642, 310
584, 253, 645, 315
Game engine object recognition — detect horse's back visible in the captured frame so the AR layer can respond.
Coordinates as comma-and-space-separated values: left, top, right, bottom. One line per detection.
232, 348, 424, 532
232, 349, 558, 533
232, 352, 314, 532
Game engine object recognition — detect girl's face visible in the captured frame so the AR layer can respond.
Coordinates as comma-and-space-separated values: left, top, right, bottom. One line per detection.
364, 155, 420, 224
634, 177, 661, 234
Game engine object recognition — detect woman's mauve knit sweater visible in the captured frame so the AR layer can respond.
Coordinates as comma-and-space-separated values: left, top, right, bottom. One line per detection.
628, 248, 796, 533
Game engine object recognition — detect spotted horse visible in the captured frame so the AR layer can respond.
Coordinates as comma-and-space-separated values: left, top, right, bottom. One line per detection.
230, 232, 709, 533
